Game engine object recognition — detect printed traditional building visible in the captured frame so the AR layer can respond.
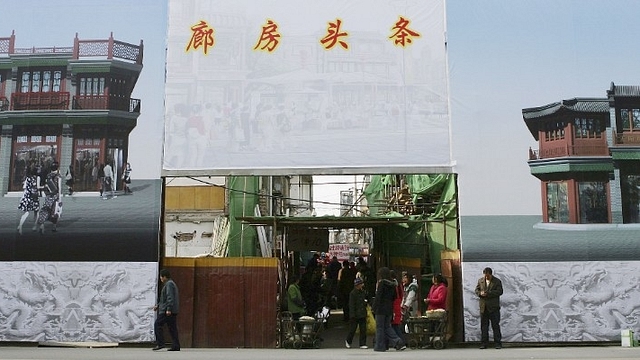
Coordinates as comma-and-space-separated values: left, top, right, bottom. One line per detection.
523, 82, 640, 224
0, 31, 143, 194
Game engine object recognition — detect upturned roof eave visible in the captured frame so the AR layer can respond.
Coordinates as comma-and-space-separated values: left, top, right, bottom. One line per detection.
523, 98, 609, 139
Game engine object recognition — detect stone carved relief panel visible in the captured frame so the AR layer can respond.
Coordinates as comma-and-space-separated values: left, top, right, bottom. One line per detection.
0, 262, 157, 342
463, 261, 640, 342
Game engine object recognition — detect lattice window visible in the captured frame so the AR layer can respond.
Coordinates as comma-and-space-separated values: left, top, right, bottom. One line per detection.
21, 72, 30, 92
574, 118, 602, 139
544, 121, 565, 141
53, 71, 61, 92
19, 69, 63, 93
42, 71, 51, 92
31, 71, 41, 92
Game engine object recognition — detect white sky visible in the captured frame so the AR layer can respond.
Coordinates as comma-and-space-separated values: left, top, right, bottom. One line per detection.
312, 175, 364, 216
448, 0, 640, 215
5, 0, 640, 216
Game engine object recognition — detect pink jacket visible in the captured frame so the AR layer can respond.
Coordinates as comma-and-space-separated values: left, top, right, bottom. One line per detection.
426, 283, 447, 311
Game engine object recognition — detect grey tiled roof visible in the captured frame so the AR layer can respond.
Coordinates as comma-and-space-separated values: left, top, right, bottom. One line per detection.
608, 83, 640, 97
522, 98, 610, 139
522, 98, 609, 120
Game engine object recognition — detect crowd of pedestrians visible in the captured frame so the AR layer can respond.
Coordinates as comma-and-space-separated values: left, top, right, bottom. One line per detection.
286, 254, 450, 352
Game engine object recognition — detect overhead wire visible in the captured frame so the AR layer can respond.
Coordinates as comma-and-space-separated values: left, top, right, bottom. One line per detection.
175, 175, 454, 216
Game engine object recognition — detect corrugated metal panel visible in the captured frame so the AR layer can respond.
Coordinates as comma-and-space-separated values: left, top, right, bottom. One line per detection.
163, 258, 196, 348
194, 263, 245, 347
244, 258, 278, 348
162, 257, 278, 348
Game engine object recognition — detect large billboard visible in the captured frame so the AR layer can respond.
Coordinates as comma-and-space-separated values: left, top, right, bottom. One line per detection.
163, 0, 452, 175
0, 0, 166, 342
448, 0, 640, 343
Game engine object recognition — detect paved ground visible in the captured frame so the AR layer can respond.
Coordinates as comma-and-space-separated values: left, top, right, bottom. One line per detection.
4, 309, 638, 360
0, 344, 639, 360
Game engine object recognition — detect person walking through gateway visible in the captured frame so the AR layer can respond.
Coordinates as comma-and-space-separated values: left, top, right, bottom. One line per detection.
153, 269, 181, 351
338, 260, 356, 322
345, 277, 368, 349
372, 267, 406, 352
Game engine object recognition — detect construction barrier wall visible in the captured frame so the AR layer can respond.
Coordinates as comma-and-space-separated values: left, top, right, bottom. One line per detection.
162, 257, 278, 348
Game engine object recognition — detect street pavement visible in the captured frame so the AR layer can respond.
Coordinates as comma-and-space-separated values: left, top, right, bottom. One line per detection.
0, 344, 639, 360
303, 312, 640, 360
4, 309, 636, 360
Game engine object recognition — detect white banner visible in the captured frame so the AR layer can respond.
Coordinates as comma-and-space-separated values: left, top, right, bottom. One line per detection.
163, 0, 451, 175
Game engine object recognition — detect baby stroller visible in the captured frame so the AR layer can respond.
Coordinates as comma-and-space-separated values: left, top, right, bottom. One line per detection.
280, 312, 325, 349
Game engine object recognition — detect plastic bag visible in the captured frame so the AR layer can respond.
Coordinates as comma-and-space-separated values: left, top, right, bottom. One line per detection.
365, 305, 376, 335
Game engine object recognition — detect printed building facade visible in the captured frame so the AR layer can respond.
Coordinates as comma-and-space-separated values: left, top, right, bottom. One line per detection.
0, 31, 142, 194
524, 83, 640, 224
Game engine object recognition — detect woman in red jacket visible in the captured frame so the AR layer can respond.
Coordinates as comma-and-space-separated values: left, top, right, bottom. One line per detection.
390, 270, 405, 342
424, 273, 448, 310
422, 273, 448, 348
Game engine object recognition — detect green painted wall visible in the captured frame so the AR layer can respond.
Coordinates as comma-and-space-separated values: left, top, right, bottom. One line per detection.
228, 176, 259, 256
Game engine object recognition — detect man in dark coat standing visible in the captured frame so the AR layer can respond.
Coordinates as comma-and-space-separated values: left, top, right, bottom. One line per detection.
153, 269, 181, 351
345, 277, 368, 349
475, 267, 503, 349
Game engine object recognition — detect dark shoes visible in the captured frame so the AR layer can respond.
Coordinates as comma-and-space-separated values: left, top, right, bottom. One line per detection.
495, 344, 502, 349
153, 345, 179, 351
479, 344, 487, 349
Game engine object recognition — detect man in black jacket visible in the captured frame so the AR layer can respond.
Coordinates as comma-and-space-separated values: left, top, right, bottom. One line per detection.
475, 267, 503, 349
372, 267, 406, 352
345, 277, 368, 349
153, 269, 181, 351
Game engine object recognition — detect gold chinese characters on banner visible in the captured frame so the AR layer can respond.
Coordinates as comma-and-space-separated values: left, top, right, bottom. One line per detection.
185, 16, 421, 55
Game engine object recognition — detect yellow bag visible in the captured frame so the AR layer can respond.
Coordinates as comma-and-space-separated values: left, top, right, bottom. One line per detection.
356, 305, 376, 335
365, 305, 376, 335
355, 305, 376, 335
